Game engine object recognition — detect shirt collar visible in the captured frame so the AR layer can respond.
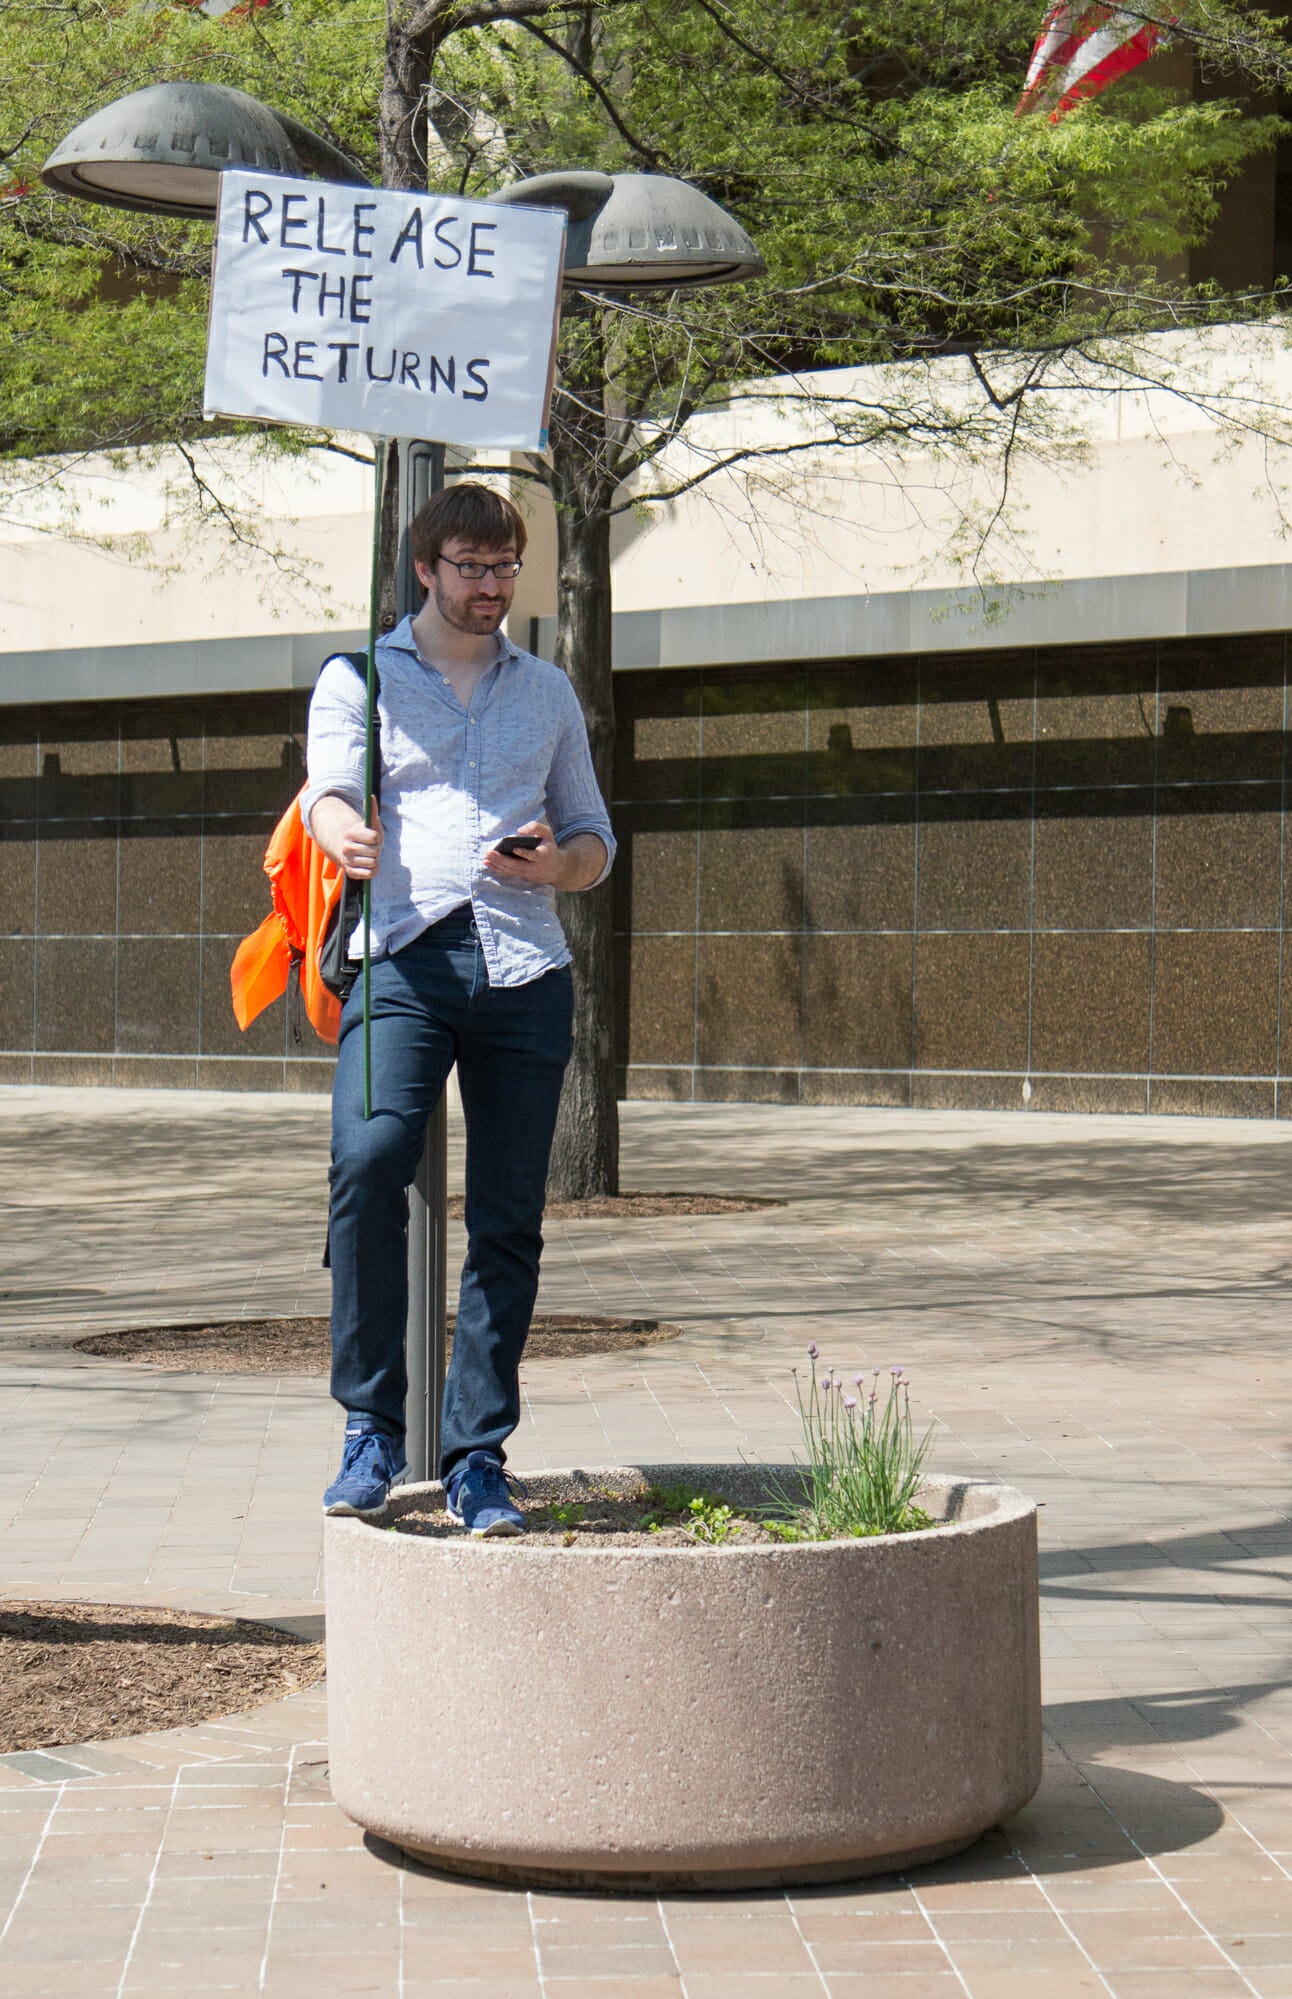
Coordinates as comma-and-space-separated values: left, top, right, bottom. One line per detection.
384, 614, 523, 667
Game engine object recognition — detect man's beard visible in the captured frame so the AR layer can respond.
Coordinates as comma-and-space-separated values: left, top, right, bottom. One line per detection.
433, 577, 505, 634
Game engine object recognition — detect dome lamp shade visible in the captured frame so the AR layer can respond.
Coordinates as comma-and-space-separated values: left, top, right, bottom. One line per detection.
489, 170, 764, 288
41, 82, 368, 221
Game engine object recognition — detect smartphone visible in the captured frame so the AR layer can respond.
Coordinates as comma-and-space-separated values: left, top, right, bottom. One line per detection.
493, 834, 541, 856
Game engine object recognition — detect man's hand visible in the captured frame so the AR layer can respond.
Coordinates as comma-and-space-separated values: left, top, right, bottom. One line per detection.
483, 822, 607, 891
310, 796, 383, 879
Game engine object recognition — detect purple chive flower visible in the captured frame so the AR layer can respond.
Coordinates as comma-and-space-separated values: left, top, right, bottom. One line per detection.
843, 1395, 858, 1410
853, 1374, 865, 1388
807, 1341, 818, 1359
820, 1375, 832, 1394
891, 1365, 904, 1379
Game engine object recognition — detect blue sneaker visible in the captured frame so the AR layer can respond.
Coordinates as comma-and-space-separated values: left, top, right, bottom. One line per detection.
324, 1422, 407, 1518
444, 1451, 527, 1537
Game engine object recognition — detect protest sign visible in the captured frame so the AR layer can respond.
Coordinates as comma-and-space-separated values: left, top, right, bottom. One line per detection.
203, 171, 566, 449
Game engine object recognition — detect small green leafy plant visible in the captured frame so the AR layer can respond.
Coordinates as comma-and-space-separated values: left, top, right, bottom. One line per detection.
639, 1483, 700, 1531
684, 1496, 737, 1544
773, 1348, 936, 1539
638, 1485, 739, 1543
762, 1516, 810, 1543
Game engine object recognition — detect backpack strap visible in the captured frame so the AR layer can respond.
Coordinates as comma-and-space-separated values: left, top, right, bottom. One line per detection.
309, 649, 383, 1009
315, 648, 383, 806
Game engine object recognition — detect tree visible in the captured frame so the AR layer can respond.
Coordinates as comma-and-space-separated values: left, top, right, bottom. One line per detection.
4, 0, 1292, 1193
384, 0, 1292, 1194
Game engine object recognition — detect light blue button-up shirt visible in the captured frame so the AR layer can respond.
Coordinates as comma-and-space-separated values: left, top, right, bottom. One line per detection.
302, 618, 615, 988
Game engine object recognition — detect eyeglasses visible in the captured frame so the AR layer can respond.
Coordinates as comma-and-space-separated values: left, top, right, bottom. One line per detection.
436, 556, 524, 580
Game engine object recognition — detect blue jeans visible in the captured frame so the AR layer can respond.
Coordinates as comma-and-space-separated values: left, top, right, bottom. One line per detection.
328, 906, 574, 1477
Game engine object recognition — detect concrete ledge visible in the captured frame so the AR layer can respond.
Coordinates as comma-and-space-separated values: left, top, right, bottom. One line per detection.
532, 562, 1292, 671
8, 558, 1292, 706
325, 1465, 1041, 1890
0, 628, 368, 707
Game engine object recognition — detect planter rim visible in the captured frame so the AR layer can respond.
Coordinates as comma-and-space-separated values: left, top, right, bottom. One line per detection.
328, 1467, 1035, 1558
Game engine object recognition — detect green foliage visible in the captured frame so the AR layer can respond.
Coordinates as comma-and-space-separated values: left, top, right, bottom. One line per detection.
636, 1484, 737, 1541
1, 251, 206, 457
4, 0, 1289, 483
0, 0, 382, 463
682, 1496, 736, 1544
761, 1516, 811, 1543
638, 1481, 701, 1530
404, 0, 1292, 528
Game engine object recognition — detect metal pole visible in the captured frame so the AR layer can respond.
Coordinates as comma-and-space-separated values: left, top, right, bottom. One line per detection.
360, 439, 386, 1124
408, 1086, 448, 1482
398, 439, 448, 1484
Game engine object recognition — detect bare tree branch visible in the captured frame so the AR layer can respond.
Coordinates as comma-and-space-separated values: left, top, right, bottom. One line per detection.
508, 14, 664, 169
311, 438, 377, 467
401, 0, 599, 62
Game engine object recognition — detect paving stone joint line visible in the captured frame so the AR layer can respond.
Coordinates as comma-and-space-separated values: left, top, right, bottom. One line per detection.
1, 1090, 1291, 1996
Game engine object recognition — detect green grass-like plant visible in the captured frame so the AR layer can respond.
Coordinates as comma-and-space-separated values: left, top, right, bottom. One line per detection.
775, 1349, 936, 1539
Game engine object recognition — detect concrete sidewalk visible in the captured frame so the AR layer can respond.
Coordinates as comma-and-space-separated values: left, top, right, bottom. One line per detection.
1, 1086, 1290, 1996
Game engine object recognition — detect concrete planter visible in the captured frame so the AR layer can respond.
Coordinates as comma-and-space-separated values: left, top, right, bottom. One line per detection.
325, 1465, 1041, 1890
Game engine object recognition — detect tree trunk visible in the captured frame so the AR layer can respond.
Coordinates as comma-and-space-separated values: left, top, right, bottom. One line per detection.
380, 1, 430, 192
377, 9, 428, 622
547, 493, 620, 1199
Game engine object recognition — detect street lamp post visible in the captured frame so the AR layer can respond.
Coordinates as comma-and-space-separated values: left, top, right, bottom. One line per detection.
43, 84, 763, 1481
397, 440, 448, 1489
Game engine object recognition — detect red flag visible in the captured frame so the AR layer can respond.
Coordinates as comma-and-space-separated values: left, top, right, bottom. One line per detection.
1017, 3, 1178, 121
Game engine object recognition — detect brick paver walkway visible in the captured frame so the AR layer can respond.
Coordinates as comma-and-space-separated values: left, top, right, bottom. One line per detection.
0, 1086, 1290, 1996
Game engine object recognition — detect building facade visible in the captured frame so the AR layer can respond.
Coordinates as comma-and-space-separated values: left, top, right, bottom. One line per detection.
4, 334, 1292, 1115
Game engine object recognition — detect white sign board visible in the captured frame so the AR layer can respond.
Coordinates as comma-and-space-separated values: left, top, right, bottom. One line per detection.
203, 171, 566, 450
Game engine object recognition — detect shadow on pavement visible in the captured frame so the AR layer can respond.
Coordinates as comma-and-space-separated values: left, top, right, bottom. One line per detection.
623, 1127, 1292, 1226
999, 1754, 1226, 1868
1045, 1679, 1289, 1750
1041, 1518, 1292, 1616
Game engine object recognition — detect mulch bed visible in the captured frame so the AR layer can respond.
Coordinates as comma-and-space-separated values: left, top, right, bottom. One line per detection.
75, 1313, 681, 1372
501, 1193, 779, 1220
0, 1602, 324, 1754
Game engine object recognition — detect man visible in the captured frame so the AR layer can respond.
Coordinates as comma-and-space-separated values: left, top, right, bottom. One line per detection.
304, 482, 613, 1536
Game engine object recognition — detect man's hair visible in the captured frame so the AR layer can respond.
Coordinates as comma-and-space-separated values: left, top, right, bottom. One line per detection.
411, 482, 528, 572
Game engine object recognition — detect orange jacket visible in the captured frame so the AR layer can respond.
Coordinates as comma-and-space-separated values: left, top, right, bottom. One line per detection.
230, 794, 348, 1045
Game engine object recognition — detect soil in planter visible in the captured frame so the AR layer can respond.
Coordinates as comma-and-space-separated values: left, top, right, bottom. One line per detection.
396, 1483, 786, 1547
0, 1602, 325, 1754
76, 1313, 681, 1373
393, 1480, 937, 1549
